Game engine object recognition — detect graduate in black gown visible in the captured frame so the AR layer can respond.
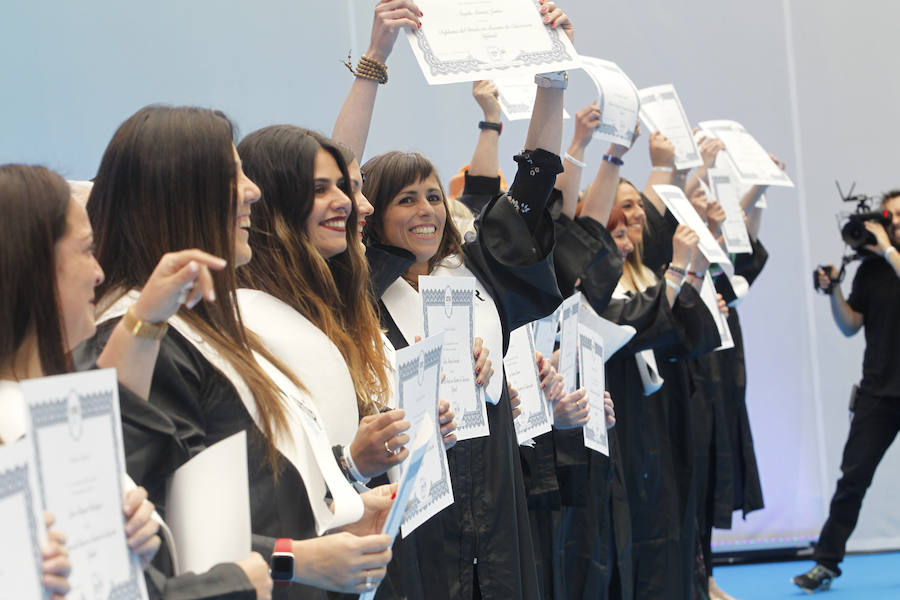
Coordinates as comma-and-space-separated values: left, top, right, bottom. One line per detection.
358, 63, 572, 596
79, 105, 397, 600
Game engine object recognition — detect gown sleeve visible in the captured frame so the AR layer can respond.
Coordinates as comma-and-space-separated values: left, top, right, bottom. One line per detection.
144, 563, 255, 600
457, 174, 502, 217
641, 197, 678, 275
553, 213, 623, 309
463, 149, 565, 345
365, 244, 416, 300
733, 237, 769, 285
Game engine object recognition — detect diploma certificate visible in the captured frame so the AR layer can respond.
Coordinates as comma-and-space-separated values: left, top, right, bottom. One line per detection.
393, 334, 454, 537
577, 327, 608, 455
708, 168, 752, 254
653, 184, 732, 266
23, 369, 148, 600
557, 293, 581, 396
493, 77, 571, 121
579, 56, 640, 148
506, 324, 552, 444
698, 120, 793, 187
407, 0, 580, 85
0, 441, 48, 600
420, 276, 489, 441
531, 308, 558, 361
699, 276, 735, 351
638, 84, 702, 169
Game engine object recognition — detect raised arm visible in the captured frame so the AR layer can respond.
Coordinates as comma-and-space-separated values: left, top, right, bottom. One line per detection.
577, 127, 639, 225
741, 153, 786, 240
468, 80, 502, 178
331, 0, 421, 160
556, 103, 601, 219
642, 131, 677, 216
684, 135, 725, 199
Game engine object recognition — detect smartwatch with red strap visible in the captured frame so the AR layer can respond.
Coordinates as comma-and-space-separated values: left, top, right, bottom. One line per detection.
270, 538, 294, 585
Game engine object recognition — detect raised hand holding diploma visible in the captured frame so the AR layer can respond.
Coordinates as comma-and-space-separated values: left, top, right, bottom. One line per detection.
653, 184, 731, 266
698, 120, 794, 187
578, 56, 641, 148
391, 334, 454, 537
406, 0, 579, 85
23, 369, 149, 599
638, 84, 702, 169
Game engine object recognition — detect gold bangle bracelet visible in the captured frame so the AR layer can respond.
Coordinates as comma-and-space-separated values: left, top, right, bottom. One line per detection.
122, 305, 169, 340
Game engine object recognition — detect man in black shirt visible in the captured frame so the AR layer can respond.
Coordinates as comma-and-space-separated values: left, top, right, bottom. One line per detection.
793, 190, 900, 593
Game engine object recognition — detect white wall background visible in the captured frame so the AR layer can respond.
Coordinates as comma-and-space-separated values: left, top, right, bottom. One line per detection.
2, 0, 898, 553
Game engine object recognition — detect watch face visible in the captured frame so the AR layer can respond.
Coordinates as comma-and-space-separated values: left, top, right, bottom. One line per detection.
270, 555, 294, 581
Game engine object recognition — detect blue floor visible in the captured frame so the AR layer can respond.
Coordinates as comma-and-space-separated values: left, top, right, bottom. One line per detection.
714, 552, 900, 599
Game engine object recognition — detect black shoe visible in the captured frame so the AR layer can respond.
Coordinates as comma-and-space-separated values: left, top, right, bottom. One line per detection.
791, 564, 839, 593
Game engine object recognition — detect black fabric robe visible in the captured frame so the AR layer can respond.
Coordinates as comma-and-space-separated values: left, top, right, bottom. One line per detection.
78, 323, 325, 600
366, 149, 564, 600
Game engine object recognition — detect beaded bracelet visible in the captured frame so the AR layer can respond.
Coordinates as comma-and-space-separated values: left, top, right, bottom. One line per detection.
343, 53, 388, 84
602, 154, 624, 167
687, 270, 705, 279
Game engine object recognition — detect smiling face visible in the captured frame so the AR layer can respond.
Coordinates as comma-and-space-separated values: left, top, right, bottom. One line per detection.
614, 182, 646, 244
304, 149, 353, 259
233, 145, 261, 267
381, 174, 446, 267
55, 198, 105, 350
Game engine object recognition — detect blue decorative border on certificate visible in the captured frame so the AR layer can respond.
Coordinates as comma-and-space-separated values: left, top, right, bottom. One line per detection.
412, 0, 575, 78
29, 386, 146, 600
0, 463, 45, 597
396, 346, 450, 520
421, 287, 484, 430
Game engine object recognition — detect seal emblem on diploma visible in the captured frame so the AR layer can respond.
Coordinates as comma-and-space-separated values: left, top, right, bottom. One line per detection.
443, 286, 453, 318
66, 389, 83, 440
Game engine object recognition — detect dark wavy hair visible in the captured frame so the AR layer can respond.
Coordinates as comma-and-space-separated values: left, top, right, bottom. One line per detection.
237, 125, 391, 415
88, 105, 303, 467
361, 151, 463, 273
0, 165, 71, 377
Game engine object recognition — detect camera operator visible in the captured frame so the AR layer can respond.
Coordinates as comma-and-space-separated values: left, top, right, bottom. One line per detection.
793, 190, 900, 593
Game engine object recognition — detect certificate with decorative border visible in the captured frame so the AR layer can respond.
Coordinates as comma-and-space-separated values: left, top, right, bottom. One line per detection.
406, 0, 580, 85
698, 120, 794, 188
557, 292, 581, 396
577, 327, 608, 455
0, 441, 49, 599
506, 324, 552, 444
420, 276, 489, 441
394, 334, 454, 537
23, 369, 149, 600
654, 184, 732, 266
580, 56, 640, 148
639, 84, 703, 169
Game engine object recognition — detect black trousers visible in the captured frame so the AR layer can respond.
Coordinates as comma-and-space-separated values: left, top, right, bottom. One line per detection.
813, 391, 900, 573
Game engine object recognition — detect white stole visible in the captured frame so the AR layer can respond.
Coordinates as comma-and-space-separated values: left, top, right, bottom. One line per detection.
99, 291, 363, 535
612, 284, 664, 396
236, 289, 359, 448
380, 256, 504, 405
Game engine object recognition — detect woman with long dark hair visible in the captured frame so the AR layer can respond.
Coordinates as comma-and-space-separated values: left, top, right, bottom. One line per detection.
81, 105, 395, 599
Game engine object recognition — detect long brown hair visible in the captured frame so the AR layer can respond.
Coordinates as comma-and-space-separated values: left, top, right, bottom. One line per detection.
237, 126, 391, 416
88, 105, 301, 467
361, 151, 463, 274
0, 165, 71, 376
612, 180, 656, 293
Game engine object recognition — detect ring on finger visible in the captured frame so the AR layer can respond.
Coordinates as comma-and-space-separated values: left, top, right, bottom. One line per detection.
384, 441, 393, 456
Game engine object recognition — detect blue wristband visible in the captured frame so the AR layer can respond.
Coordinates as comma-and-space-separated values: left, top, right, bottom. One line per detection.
602, 154, 624, 167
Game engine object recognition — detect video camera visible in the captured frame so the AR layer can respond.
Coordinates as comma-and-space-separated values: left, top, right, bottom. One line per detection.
812, 182, 891, 294
836, 181, 892, 249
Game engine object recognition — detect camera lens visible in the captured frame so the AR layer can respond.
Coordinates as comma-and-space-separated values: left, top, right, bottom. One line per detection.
841, 219, 868, 248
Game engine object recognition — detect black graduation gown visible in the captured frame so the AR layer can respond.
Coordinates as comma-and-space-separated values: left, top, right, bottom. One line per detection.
541, 213, 630, 600
79, 321, 326, 600
710, 238, 768, 521
602, 280, 721, 600
366, 149, 563, 600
